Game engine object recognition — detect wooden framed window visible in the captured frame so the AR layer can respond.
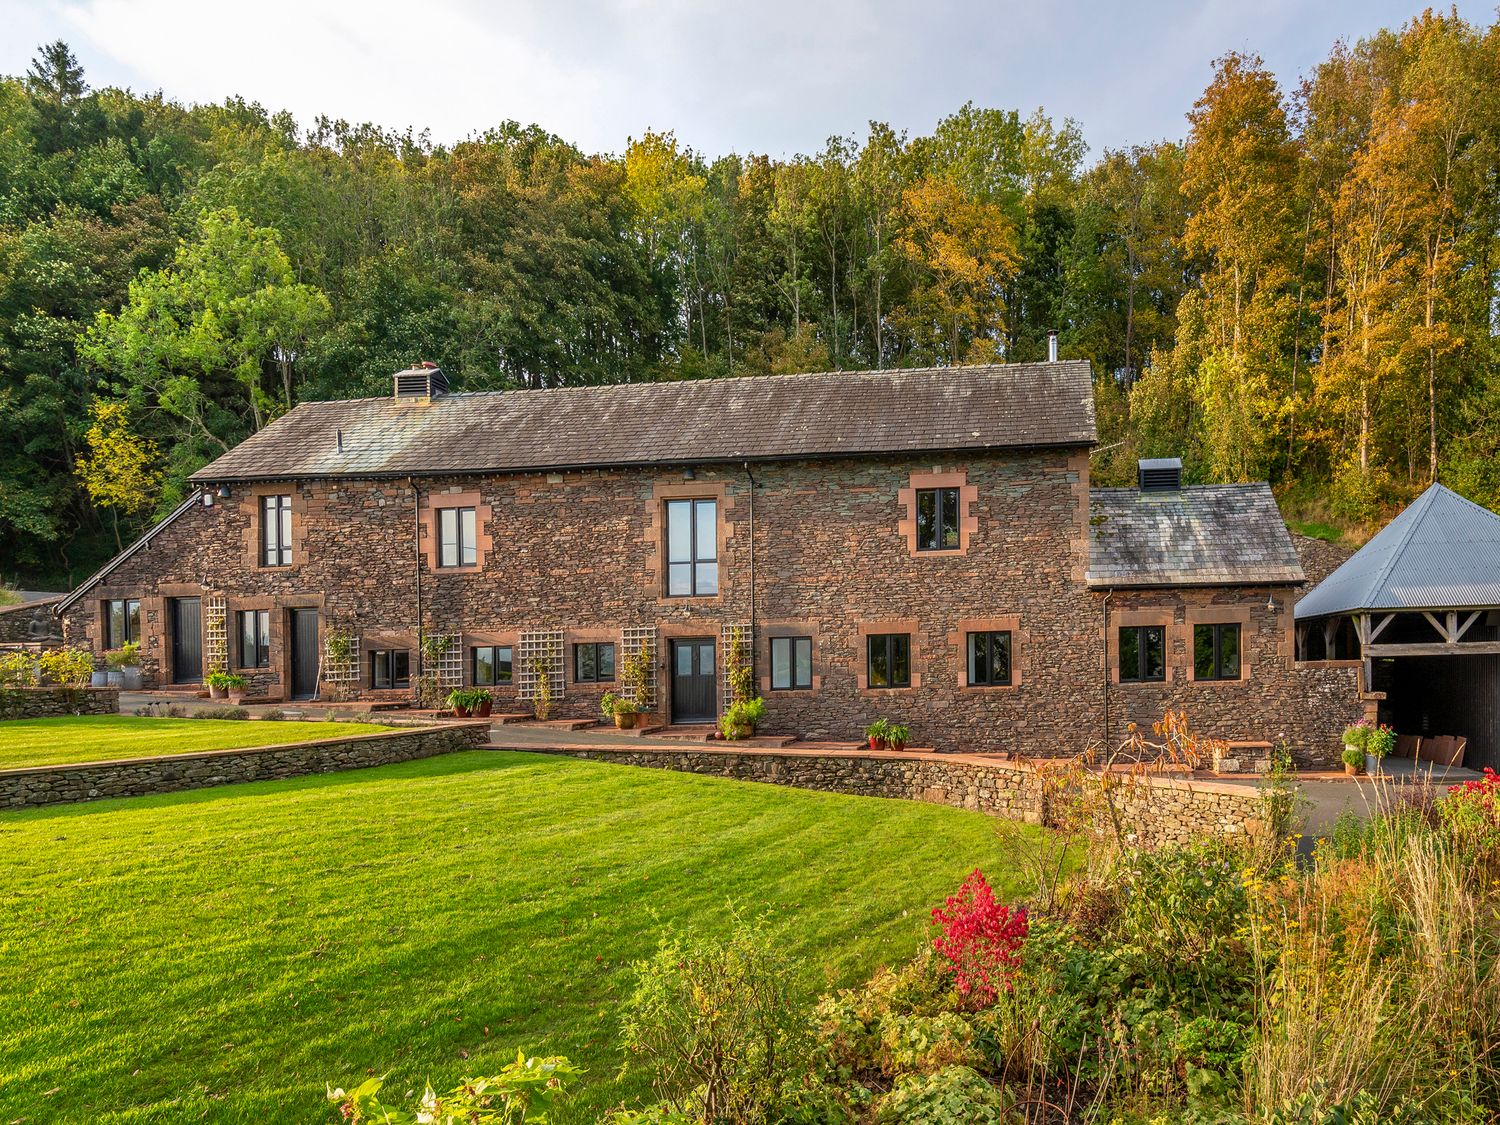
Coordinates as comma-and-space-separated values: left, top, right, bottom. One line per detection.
966, 630, 1012, 687
472, 644, 513, 686
1119, 625, 1166, 683
370, 649, 411, 690
574, 642, 616, 684
437, 507, 478, 568
103, 598, 140, 649
261, 494, 292, 566
866, 633, 911, 689
1193, 623, 1241, 681
237, 609, 270, 669
665, 498, 718, 596
915, 487, 960, 551
770, 636, 813, 691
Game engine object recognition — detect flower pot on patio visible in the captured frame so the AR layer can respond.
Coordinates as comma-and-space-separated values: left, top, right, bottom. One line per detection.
208, 682, 226, 700
121, 665, 143, 691
106, 669, 124, 688
1365, 753, 1382, 776
1345, 762, 1361, 777
614, 711, 638, 729
227, 689, 245, 705
452, 704, 471, 718
476, 699, 493, 718
91, 670, 108, 688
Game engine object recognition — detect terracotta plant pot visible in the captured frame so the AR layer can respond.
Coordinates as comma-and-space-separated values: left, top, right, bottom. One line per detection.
614, 711, 637, 729
208, 683, 225, 700
868, 736, 880, 750
228, 690, 245, 705
453, 705, 471, 718
889, 740, 906, 752
476, 699, 493, 718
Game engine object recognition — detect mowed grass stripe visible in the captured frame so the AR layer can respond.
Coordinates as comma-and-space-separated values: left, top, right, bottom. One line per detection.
0, 750, 1038, 1123
0, 715, 395, 769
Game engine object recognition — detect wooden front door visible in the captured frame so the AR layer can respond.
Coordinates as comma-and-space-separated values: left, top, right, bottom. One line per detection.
169, 597, 202, 683
289, 608, 320, 701
671, 638, 717, 724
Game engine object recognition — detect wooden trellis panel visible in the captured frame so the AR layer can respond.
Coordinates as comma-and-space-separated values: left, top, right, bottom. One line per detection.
621, 625, 658, 710
720, 622, 752, 708
517, 630, 564, 701
425, 633, 465, 689
322, 629, 362, 685
203, 594, 228, 675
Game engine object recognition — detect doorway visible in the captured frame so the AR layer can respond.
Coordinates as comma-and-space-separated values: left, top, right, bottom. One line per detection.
670, 637, 717, 724
168, 597, 202, 683
288, 608, 320, 701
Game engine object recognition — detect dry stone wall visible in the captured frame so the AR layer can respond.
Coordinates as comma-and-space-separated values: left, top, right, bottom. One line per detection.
0, 720, 490, 809
526, 744, 1270, 846
0, 685, 118, 720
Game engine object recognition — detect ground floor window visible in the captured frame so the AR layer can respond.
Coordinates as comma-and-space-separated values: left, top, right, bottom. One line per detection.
867, 633, 911, 688
966, 630, 1012, 686
574, 642, 615, 683
770, 636, 813, 690
1119, 625, 1166, 682
237, 609, 270, 669
104, 598, 140, 649
1193, 622, 1242, 681
472, 644, 513, 686
370, 649, 411, 690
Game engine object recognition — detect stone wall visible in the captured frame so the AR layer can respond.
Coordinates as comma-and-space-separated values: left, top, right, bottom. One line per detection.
0, 720, 490, 809
0, 685, 119, 721
525, 744, 1270, 847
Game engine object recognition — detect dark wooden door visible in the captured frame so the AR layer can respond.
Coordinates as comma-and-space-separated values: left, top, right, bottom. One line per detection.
671, 638, 717, 724
289, 608, 320, 700
169, 597, 202, 683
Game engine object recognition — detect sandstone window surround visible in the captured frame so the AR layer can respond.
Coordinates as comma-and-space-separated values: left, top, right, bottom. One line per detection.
471, 644, 514, 686
239, 485, 307, 571
757, 622, 823, 695
237, 609, 270, 669
897, 470, 979, 557
949, 614, 1026, 691
103, 597, 140, 649
370, 649, 411, 690
1109, 608, 1176, 684
419, 490, 494, 574
1185, 604, 1254, 683
770, 636, 813, 691
574, 641, 616, 683
857, 619, 924, 692
645, 479, 733, 602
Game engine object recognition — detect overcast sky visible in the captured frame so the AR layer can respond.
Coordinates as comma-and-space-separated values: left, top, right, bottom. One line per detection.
0, 0, 1488, 160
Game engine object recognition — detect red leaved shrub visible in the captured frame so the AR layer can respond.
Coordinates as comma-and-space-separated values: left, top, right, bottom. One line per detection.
930, 869, 1028, 1007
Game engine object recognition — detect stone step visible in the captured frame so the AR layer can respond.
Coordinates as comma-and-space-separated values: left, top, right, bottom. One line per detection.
490, 712, 534, 725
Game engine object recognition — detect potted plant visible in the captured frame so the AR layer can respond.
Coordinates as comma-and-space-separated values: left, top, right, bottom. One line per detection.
1342, 745, 1365, 777
1365, 723, 1394, 776
600, 691, 640, 729
865, 718, 891, 750
885, 722, 911, 752
720, 697, 765, 741
206, 670, 233, 700
116, 641, 143, 690
471, 688, 493, 718
223, 673, 248, 705
105, 646, 136, 689
446, 688, 473, 718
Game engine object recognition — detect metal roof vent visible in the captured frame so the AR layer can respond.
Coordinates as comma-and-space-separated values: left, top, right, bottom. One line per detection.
1138, 457, 1183, 492
394, 362, 448, 401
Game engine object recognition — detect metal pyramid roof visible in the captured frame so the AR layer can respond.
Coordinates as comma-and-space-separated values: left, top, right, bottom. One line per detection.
1295, 484, 1500, 618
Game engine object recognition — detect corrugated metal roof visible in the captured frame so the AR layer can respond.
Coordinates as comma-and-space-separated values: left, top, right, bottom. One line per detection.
1295, 484, 1500, 618
1086, 483, 1304, 587
188, 361, 1097, 483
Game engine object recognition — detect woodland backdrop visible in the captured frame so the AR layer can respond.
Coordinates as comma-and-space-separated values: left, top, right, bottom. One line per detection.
0, 10, 1497, 586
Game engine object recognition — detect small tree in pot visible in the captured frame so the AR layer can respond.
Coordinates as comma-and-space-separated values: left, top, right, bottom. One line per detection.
1342, 744, 1366, 776
601, 691, 641, 729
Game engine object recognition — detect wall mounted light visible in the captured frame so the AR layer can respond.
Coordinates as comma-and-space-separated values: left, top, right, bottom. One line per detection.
217, 485, 231, 500
1266, 595, 1277, 613
202, 491, 215, 508
683, 467, 696, 480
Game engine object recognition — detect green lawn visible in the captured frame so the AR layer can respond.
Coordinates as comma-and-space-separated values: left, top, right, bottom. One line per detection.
0, 715, 395, 769
0, 751, 1042, 1123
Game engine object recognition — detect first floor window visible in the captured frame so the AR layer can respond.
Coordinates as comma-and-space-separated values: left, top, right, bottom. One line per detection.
574, 642, 615, 683
1119, 625, 1166, 682
916, 487, 960, 551
261, 494, 292, 566
866, 633, 911, 689
104, 598, 140, 649
770, 636, 813, 691
966, 630, 1012, 686
666, 497, 718, 596
438, 506, 478, 568
370, 649, 411, 690
238, 609, 270, 669
472, 644, 513, 686
1193, 623, 1242, 681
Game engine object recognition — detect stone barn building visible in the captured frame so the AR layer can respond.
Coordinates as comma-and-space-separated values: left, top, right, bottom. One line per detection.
57, 360, 1364, 762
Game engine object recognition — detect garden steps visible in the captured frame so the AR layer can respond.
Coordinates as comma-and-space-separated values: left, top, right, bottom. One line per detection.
489, 712, 535, 725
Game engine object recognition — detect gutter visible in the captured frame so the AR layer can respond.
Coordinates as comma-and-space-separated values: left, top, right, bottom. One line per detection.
55, 491, 205, 615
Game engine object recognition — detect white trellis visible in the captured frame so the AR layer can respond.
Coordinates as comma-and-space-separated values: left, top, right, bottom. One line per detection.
424, 632, 465, 690
620, 625, 659, 710
203, 594, 228, 675
720, 622, 752, 708
517, 630, 565, 701
322, 627, 362, 687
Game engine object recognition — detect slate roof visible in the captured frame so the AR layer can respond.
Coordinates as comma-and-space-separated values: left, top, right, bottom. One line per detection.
189, 362, 1097, 483
1295, 484, 1500, 618
1086, 483, 1304, 588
